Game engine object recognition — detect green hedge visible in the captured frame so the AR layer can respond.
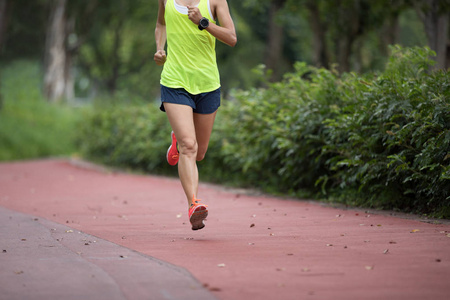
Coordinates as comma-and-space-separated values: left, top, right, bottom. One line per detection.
0, 60, 82, 161
77, 104, 174, 174
78, 46, 450, 218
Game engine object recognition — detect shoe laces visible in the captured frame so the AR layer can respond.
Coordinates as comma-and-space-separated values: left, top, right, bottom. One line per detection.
190, 198, 207, 208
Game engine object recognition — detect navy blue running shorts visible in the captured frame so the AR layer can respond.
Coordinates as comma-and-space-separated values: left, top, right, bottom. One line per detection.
160, 84, 221, 114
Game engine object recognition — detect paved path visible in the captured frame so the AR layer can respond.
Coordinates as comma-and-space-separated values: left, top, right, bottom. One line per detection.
1, 159, 449, 300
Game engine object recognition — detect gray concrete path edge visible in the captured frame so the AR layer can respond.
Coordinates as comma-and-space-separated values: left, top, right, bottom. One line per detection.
0, 206, 216, 300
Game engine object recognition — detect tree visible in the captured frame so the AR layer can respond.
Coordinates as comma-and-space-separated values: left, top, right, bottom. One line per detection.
0, 0, 11, 52
43, 0, 68, 102
415, 0, 449, 69
304, 0, 329, 68
265, 0, 287, 80
0, 0, 10, 110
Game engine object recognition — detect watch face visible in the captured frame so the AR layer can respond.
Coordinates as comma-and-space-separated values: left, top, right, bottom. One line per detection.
200, 18, 209, 27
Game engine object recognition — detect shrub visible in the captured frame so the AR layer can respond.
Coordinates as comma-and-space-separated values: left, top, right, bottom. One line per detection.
78, 46, 449, 218
210, 46, 449, 217
77, 103, 175, 174
0, 60, 82, 161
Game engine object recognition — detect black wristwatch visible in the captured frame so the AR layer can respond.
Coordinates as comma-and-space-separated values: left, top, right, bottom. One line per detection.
198, 17, 209, 30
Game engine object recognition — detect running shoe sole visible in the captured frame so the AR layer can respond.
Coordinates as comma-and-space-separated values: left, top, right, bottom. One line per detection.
190, 206, 208, 231
166, 131, 179, 166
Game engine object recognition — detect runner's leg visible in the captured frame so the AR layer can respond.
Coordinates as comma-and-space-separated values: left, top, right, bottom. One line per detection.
194, 111, 217, 162
164, 103, 198, 206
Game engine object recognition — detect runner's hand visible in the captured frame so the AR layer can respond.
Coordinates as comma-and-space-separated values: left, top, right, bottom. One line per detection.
154, 50, 166, 66
187, 5, 202, 25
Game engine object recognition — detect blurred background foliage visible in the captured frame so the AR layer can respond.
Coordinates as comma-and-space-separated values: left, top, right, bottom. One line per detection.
0, 0, 449, 217
1, 0, 446, 101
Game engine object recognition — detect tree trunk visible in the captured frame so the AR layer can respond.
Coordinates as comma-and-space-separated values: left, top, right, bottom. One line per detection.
265, 0, 286, 81
0, 0, 11, 53
417, 0, 449, 69
0, 0, 10, 111
306, 1, 329, 68
380, 13, 400, 57
64, 15, 75, 102
106, 18, 124, 94
336, 1, 362, 73
44, 0, 67, 102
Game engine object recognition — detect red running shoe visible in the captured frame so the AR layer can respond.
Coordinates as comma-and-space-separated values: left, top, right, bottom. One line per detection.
166, 131, 179, 166
188, 197, 208, 230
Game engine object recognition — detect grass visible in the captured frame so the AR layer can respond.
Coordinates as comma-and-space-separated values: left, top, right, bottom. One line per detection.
0, 60, 85, 161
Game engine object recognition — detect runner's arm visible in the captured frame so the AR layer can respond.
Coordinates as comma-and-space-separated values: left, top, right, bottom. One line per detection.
154, 0, 167, 66
188, 0, 237, 47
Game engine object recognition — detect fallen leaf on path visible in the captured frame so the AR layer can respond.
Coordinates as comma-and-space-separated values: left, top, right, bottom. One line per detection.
326, 244, 333, 247
411, 229, 420, 233
217, 263, 226, 268
250, 223, 255, 228
65, 230, 73, 233
248, 242, 255, 245
15, 270, 24, 275
270, 233, 275, 236
389, 241, 397, 244
377, 224, 382, 227
383, 249, 389, 254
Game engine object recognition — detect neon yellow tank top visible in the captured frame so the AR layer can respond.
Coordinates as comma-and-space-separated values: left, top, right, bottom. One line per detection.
160, 0, 220, 95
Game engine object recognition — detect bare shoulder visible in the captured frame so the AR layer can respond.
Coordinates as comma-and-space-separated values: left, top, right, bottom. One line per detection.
210, 0, 231, 13
210, 0, 231, 18
210, 0, 228, 9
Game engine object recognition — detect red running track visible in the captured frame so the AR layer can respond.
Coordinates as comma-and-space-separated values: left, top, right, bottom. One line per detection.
1, 159, 449, 300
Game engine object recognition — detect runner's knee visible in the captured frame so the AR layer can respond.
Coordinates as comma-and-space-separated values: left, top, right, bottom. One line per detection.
178, 137, 198, 157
